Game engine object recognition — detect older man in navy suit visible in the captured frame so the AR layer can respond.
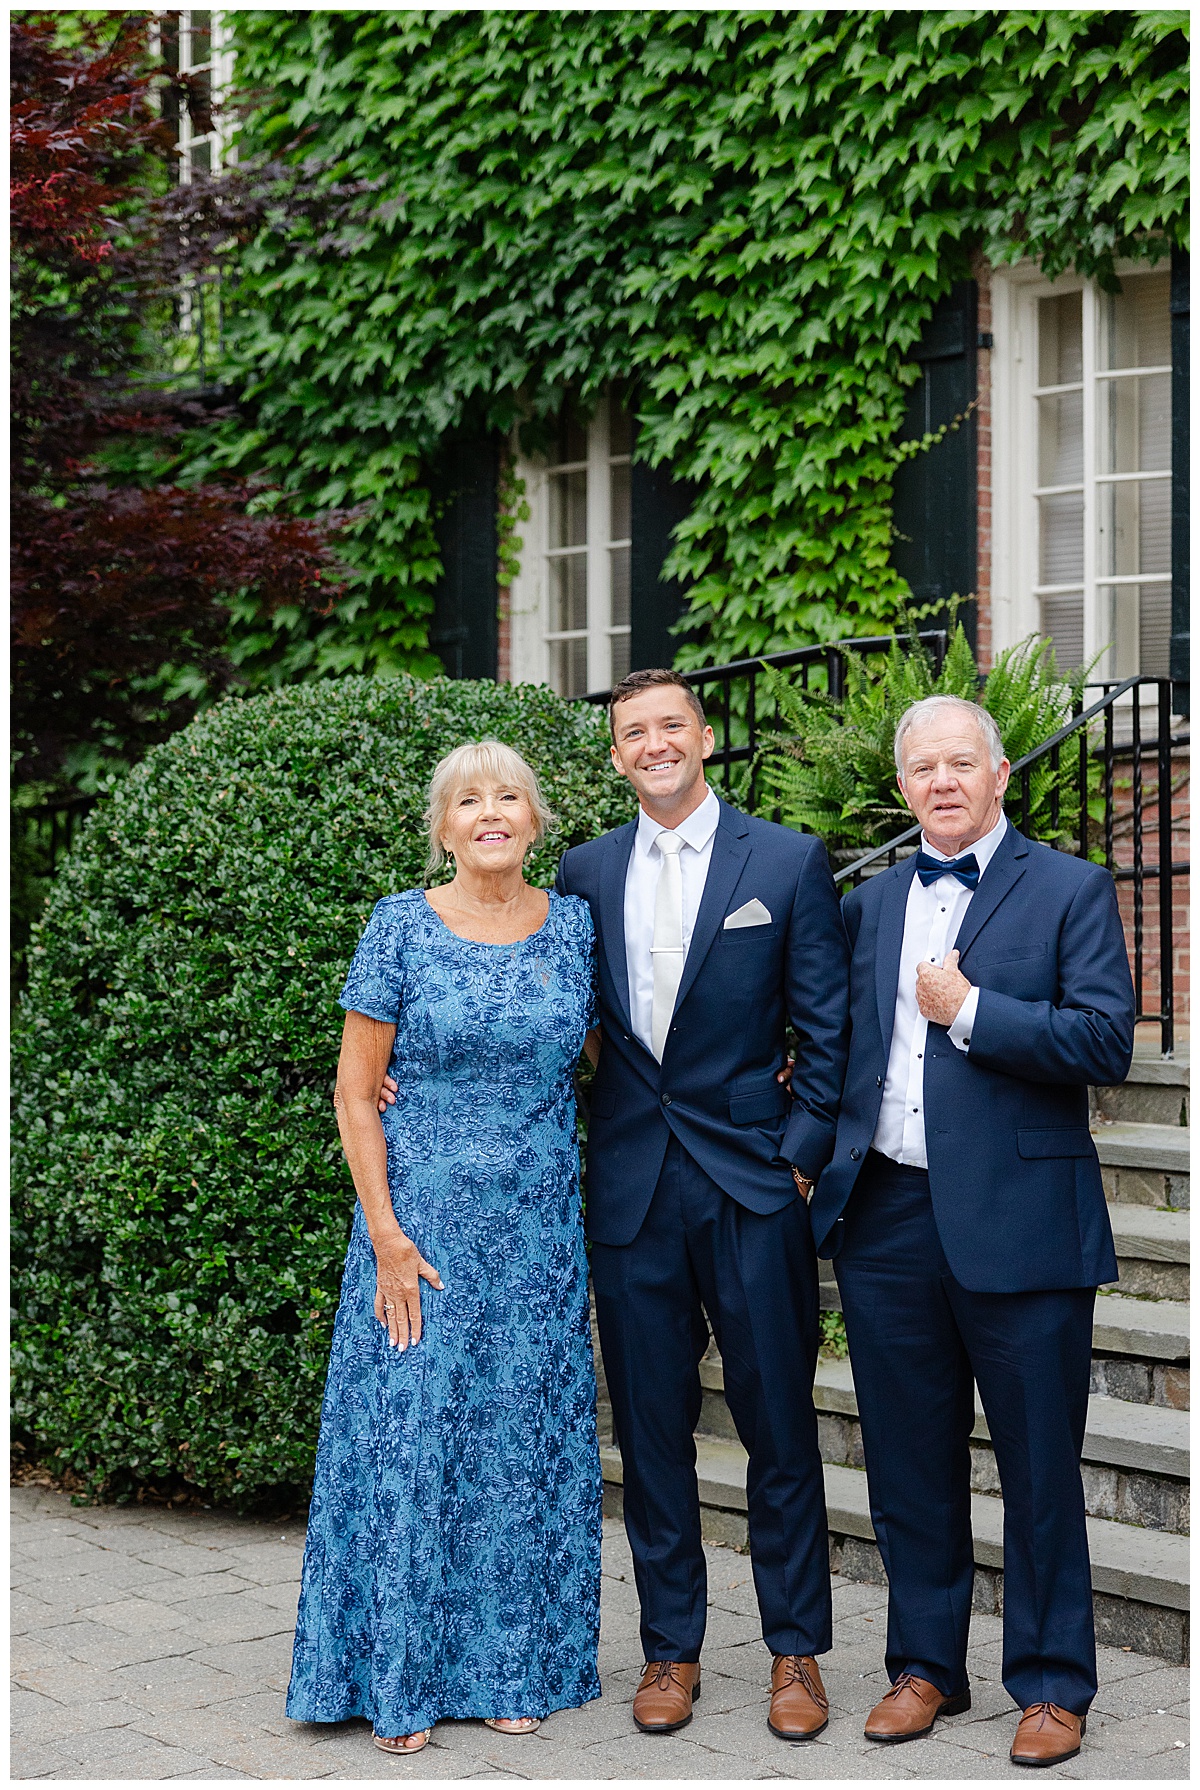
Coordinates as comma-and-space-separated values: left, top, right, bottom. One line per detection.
556, 668, 850, 1743
814, 694, 1134, 1768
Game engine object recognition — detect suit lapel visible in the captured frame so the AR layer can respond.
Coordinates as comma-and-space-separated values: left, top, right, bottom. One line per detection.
952, 824, 1030, 963
671, 799, 752, 1017
598, 819, 637, 1032
875, 857, 917, 1058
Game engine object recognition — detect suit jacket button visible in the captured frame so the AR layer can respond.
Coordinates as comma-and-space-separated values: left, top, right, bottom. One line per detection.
850, 1147, 861, 1160
876, 1075, 882, 1087
623, 1033, 631, 1042
662, 1094, 673, 1107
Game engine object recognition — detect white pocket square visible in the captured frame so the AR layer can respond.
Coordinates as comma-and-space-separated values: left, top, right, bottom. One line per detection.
723, 898, 772, 929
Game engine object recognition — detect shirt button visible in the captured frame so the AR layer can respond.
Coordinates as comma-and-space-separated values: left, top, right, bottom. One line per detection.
912, 1107, 919, 1113
917, 1052, 922, 1060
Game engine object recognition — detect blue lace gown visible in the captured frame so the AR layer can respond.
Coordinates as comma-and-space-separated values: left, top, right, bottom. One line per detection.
286, 889, 602, 1735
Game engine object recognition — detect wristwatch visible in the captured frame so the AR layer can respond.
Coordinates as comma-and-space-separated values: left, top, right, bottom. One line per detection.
790, 1166, 815, 1204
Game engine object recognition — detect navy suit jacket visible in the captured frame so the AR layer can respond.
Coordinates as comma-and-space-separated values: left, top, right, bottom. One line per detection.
813, 825, 1135, 1293
556, 797, 850, 1246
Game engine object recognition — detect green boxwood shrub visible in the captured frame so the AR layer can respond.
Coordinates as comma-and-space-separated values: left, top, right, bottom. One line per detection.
12, 676, 635, 1508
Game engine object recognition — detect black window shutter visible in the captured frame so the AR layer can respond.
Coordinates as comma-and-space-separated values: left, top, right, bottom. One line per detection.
429, 437, 499, 680
890, 280, 979, 649
630, 461, 695, 672
1171, 246, 1189, 718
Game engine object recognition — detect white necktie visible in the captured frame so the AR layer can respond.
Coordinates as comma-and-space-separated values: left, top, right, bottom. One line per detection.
650, 831, 685, 1062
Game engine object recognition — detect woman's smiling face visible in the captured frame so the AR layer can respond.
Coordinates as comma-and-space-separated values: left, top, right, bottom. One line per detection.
441, 776, 537, 877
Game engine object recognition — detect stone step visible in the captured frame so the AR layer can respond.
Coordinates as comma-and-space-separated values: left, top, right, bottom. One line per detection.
1107, 1203, 1190, 1298
1093, 1122, 1191, 1175
1092, 1291, 1190, 1362
598, 1439, 1190, 1616
1109, 1203, 1190, 1263
818, 1276, 1189, 1366
1093, 1049, 1189, 1128
699, 1354, 1189, 1480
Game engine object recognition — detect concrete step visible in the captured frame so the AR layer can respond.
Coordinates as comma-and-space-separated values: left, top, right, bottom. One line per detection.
700, 1353, 1189, 1481
598, 1438, 1190, 1616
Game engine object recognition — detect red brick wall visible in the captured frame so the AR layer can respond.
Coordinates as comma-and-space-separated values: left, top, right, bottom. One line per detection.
1111, 762, 1190, 1037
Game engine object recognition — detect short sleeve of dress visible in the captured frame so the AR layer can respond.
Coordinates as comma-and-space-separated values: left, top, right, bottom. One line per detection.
338, 897, 406, 1023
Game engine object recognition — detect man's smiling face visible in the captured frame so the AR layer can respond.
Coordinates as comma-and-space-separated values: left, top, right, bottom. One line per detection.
609, 687, 714, 818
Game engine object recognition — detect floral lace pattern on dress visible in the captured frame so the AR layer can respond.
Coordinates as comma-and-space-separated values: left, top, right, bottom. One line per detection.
286, 890, 601, 1735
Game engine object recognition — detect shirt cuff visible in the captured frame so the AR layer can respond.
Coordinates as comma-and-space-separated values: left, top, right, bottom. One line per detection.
948, 983, 979, 1054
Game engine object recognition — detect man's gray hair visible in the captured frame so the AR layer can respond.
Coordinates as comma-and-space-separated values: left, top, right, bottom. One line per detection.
893, 695, 1005, 778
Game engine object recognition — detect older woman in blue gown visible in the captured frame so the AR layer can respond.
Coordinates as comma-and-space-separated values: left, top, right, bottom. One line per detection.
286, 741, 602, 1753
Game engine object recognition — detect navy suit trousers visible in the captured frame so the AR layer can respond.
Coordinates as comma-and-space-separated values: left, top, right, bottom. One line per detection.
834, 1151, 1097, 1714
590, 1136, 832, 1662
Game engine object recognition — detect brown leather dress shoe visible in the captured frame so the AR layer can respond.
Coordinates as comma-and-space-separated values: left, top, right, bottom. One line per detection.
864, 1672, 971, 1742
632, 1660, 701, 1733
768, 1654, 829, 1741
1010, 1703, 1086, 1767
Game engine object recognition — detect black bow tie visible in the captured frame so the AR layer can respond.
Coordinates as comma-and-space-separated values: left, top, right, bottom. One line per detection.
915, 850, 980, 890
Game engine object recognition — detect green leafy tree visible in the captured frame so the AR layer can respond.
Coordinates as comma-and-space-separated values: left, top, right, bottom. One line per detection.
180, 9, 1186, 676
757, 624, 1093, 853
12, 677, 634, 1508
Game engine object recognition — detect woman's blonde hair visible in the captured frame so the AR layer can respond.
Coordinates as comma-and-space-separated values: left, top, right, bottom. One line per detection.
424, 739, 555, 876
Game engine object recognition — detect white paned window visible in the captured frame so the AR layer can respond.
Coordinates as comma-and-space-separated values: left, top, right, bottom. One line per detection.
992, 264, 1172, 678
508, 395, 632, 695
159, 11, 235, 179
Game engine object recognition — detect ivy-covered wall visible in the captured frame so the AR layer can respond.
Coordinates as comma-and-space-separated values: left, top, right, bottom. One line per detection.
202, 8, 1188, 678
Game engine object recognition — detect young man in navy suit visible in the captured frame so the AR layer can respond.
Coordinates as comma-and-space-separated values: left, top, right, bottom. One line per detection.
556, 668, 850, 1741
813, 695, 1134, 1768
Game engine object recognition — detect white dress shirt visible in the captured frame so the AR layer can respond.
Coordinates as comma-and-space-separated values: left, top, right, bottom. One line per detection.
871, 811, 1008, 1167
625, 785, 721, 1055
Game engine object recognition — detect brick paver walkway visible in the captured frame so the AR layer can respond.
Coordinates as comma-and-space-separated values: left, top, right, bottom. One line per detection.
11, 1484, 1189, 1780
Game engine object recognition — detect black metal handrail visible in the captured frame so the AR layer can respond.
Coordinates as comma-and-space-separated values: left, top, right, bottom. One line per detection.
587, 629, 949, 808
836, 676, 1188, 1059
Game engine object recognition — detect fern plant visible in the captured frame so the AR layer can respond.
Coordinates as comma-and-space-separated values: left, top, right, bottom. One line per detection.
758, 625, 1096, 857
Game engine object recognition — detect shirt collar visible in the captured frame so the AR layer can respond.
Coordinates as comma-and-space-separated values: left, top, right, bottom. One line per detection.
920, 810, 1008, 875
637, 784, 721, 854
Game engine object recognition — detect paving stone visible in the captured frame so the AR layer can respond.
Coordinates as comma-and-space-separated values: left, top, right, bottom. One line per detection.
12, 1694, 145, 1743
9, 1740, 75, 1778
107, 1655, 243, 1713
1091, 1662, 1191, 1716
35, 1616, 191, 1669
1087, 1711, 1191, 1754
218, 1541, 309, 1586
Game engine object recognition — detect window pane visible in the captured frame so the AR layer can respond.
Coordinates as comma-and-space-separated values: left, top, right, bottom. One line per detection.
1138, 583, 1172, 677
188, 11, 212, 66
1100, 271, 1171, 370
555, 409, 588, 466
1098, 478, 1171, 579
190, 138, 212, 175
610, 631, 631, 685
1098, 372, 1170, 475
550, 637, 589, 699
609, 397, 633, 457
549, 469, 587, 548
610, 462, 631, 541
1039, 493, 1084, 585
1037, 390, 1083, 486
1040, 592, 1085, 671
610, 544, 631, 628
550, 553, 588, 633
1037, 292, 1083, 386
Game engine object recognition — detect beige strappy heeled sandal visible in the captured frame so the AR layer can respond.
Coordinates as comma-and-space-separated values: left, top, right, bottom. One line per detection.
373, 1728, 432, 1753
483, 1716, 541, 1734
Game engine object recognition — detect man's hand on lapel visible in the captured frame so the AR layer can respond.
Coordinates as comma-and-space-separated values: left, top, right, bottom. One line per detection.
915, 948, 972, 1027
